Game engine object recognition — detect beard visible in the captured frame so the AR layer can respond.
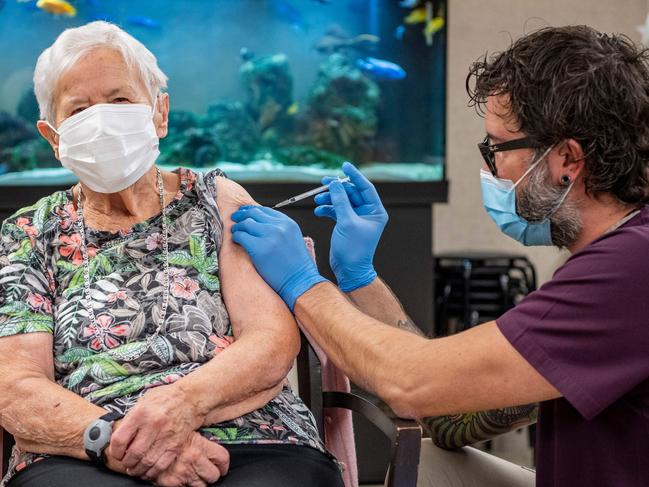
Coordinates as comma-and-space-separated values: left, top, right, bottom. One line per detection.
516, 156, 582, 249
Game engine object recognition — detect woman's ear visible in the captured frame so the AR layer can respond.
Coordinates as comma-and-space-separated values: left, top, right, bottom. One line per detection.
155, 93, 170, 139
36, 121, 60, 160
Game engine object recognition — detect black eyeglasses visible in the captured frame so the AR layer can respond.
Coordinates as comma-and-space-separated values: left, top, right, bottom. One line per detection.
478, 136, 540, 177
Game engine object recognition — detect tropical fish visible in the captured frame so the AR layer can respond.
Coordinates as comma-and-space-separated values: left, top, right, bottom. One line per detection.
286, 102, 299, 115
356, 57, 406, 80
272, 0, 307, 32
404, 7, 426, 24
394, 24, 406, 41
36, 0, 76, 17
240, 47, 255, 62
127, 15, 161, 29
399, 0, 419, 7
424, 15, 444, 37
315, 25, 379, 54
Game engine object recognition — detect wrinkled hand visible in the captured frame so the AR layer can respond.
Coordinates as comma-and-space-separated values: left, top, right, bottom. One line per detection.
106, 431, 229, 487
110, 384, 203, 479
231, 205, 327, 310
314, 162, 388, 292
146, 432, 229, 487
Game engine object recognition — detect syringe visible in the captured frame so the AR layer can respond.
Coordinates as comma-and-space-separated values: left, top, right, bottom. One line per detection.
273, 177, 351, 209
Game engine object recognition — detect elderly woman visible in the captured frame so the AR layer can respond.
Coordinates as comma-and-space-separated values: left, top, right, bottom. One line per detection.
0, 21, 343, 487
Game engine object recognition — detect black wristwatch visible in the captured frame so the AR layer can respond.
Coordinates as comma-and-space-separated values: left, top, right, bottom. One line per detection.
84, 410, 121, 465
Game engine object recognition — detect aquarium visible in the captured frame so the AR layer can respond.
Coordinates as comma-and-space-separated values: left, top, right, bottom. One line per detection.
0, 0, 446, 185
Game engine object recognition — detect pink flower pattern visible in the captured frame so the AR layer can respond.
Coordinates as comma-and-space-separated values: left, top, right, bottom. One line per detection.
106, 290, 128, 303
26, 292, 52, 314
170, 277, 200, 300
82, 313, 130, 351
59, 233, 97, 266
146, 232, 162, 250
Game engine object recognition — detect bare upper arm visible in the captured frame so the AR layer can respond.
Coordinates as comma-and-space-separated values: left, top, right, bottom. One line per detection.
0, 333, 54, 382
402, 321, 560, 417
214, 176, 299, 344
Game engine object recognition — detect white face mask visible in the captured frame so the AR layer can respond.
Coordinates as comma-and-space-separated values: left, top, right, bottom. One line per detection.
46, 100, 160, 193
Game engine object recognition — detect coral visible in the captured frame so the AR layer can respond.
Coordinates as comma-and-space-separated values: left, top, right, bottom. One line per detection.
298, 53, 380, 164
17, 87, 40, 125
203, 102, 260, 163
240, 54, 294, 145
0, 111, 37, 149
159, 102, 259, 166
0, 137, 58, 172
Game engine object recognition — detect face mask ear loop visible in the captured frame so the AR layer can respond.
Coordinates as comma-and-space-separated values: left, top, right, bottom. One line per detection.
44, 120, 60, 137
151, 93, 160, 119
512, 145, 554, 190
546, 180, 575, 218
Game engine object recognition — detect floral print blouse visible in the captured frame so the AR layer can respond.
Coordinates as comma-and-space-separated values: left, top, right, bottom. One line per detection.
0, 168, 326, 485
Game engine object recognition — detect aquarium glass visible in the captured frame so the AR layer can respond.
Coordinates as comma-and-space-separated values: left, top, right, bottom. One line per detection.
0, 0, 446, 184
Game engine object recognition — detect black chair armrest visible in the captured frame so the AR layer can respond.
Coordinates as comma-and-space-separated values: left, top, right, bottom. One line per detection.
1, 426, 14, 478
324, 391, 422, 487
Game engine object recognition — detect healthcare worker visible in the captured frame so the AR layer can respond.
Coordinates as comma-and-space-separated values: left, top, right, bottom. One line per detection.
231, 25, 649, 487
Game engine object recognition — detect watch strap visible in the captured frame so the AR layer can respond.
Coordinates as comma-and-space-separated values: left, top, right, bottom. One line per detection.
99, 410, 122, 423
85, 411, 121, 465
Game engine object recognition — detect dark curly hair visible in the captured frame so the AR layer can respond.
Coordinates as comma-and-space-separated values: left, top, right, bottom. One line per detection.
466, 25, 649, 206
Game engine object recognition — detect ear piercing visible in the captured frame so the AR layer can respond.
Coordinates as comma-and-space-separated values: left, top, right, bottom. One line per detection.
561, 175, 571, 185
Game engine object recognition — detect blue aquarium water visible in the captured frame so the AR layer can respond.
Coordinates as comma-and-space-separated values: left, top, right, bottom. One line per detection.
0, 0, 445, 184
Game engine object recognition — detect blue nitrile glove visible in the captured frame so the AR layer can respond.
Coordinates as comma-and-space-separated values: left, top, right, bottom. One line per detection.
231, 205, 328, 311
313, 162, 388, 292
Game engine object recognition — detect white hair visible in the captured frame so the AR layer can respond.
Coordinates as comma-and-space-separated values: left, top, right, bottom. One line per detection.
33, 21, 168, 123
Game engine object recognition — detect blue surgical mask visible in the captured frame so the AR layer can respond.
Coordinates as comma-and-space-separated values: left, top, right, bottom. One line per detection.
480, 147, 572, 246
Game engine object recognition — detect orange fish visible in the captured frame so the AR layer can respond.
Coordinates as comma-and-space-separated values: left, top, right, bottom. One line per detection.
36, 0, 77, 17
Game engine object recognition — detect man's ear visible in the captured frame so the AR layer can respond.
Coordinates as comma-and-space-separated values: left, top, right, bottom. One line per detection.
553, 138, 586, 185
154, 93, 169, 139
36, 121, 60, 161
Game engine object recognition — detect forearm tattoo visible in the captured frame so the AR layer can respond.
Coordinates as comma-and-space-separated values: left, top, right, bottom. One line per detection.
420, 404, 539, 450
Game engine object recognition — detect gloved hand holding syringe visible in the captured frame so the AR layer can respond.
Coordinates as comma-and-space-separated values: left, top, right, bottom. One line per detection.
274, 176, 351, 209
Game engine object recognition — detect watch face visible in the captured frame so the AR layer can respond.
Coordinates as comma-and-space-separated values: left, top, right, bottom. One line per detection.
89, 426, 102, 441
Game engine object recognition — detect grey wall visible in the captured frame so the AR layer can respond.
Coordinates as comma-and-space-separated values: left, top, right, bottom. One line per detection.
436, 0, 647, 284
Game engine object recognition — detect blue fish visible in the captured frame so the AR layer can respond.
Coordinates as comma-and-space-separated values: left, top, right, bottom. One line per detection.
272, 0, 307, 32
356, 57, 406, 80
127, 15, 161, 29
240, 47, 255, 62
394, 24, 406, 41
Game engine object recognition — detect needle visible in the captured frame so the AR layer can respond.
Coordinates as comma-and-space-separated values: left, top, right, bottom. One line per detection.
273, 177, 351, 209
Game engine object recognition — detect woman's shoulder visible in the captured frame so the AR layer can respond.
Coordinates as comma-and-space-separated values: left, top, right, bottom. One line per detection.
2, 190, 73, 240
